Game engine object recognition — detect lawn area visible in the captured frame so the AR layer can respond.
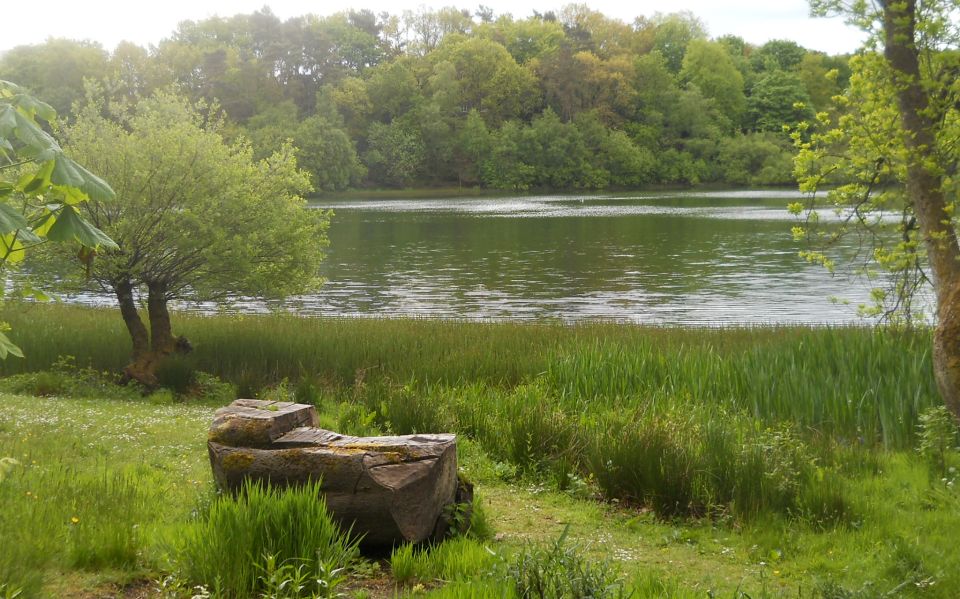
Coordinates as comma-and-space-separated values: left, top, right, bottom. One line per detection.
0, 306, 958, 597
2, 387, 959, 598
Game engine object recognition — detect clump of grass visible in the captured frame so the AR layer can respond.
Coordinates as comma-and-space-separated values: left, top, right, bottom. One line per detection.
582, 406, 851, 521
371, 380, 456, 435
504, 525, 630, 599
176, 479, 360, 598
391, 538, 497, 586
66, 472, 149, 569
916, 405, 959, 478
390, 543, 418, 586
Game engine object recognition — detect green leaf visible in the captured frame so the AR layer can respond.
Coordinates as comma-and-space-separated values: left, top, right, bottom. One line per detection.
51, 155, 115, 202
12, 110, 60, 156
17, 284, 51, 302
45, 204, 118, 250
0, 182, 13, 198
0, 203, 29, 233
0, 105, 16, 136
0, 233, 25, 264
11, 94, 56, 122
0, 80, 25, 95
30, 210, 56, 238
0, 330, 24, 359
16, 160, 54, 194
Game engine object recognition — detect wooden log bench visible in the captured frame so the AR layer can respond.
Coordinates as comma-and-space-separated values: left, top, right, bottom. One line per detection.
207, 399, 465, 545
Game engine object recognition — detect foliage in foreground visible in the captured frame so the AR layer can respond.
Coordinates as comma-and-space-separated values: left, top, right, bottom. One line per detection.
0, 80, 117, 358
175, 479, 361, 599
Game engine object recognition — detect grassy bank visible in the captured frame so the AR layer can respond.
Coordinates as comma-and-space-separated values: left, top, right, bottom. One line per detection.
1, 391, 959, 598
1, 303, 957, 596
0, 303, 938, 448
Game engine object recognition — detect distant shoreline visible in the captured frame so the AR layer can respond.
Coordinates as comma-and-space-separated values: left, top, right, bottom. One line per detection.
311, 184, 798, 201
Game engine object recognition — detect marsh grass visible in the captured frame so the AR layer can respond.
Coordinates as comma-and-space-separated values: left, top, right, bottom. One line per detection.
390, 538, 497, 586
176, 479, 361, 598
0, 304, 938, 448
505, 526, 631, 599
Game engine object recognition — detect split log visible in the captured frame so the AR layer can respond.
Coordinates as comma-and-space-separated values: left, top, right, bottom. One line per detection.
207, 399, 463, 545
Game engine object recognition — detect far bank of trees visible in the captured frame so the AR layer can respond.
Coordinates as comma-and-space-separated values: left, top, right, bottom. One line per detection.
0, 5, 851, 191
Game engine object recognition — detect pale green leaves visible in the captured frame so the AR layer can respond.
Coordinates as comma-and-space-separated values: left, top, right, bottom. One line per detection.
0, 203, 30, 235
46, 204, 117, 249
0, 331, 24, 359
0, 80, 120, 358
51, 155, 115, 203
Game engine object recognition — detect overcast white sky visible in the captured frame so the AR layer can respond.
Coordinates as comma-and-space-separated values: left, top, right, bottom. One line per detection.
3, 1, 866, 55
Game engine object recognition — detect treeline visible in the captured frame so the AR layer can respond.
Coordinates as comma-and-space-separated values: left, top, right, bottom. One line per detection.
0, 5, 850, 191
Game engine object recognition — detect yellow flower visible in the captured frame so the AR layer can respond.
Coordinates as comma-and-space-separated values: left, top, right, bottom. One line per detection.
70, 516, 80, 524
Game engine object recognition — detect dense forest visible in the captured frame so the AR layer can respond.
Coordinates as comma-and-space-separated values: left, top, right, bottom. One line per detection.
0, 5, 850, 192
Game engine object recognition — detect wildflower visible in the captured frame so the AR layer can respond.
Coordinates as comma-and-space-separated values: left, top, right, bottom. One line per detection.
71, 516, 80, 524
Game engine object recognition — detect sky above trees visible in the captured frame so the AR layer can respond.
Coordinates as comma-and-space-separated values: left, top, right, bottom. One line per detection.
3, 1, 865, 55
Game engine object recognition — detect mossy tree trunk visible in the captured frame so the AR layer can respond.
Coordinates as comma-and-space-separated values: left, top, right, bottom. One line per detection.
113, 278, 189, 387
882, 0, 960, 418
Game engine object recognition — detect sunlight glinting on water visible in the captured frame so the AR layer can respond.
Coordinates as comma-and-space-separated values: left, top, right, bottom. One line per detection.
50, 192, 932, 325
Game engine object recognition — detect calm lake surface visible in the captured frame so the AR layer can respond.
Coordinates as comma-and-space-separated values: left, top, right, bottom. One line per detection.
292, 190, 889, 325
58, 190, 909, 325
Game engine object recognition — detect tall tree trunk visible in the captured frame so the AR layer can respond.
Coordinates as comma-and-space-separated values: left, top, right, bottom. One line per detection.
122, 281, 188, 387
883, 1, 960, 417
147, 282, 176, 355
114, 278, 149, 362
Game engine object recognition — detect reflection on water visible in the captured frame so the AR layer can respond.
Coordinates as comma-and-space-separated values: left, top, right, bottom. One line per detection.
58, 191, 928, 325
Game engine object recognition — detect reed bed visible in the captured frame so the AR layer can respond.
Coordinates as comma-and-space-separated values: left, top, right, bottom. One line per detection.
0, 303, 938, 450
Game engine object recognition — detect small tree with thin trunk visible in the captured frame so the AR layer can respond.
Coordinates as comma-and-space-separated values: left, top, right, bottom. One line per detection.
795, 1, 960, 418
62, 90, 329, 385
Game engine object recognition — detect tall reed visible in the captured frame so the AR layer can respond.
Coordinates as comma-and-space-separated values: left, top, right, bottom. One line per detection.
0, 303, 939, 447
176, 479, 360, 598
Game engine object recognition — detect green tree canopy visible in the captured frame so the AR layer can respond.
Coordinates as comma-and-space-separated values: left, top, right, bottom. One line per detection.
680, 40, 747, 131
61, 90, 329, 384
797, 0, 960, 417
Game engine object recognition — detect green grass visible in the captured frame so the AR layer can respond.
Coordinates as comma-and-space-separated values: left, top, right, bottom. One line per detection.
390, 538, 497, 586
0, 393, 213, 597
0, 305, 958, 597
0, 390, 959, 597
176, 479, 361, 598
0, 303, 939, 448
